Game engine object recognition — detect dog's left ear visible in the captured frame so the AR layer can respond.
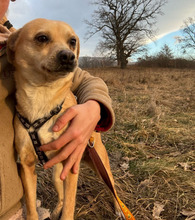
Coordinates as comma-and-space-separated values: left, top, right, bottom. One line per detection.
76, 36, 80, 58
6, 28, 22, 64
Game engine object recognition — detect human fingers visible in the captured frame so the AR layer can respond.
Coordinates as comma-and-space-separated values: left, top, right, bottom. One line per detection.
40, 118, 82, 152
72, 147, 85, 174
0, 24, 11, 34
43, 139, 77, 169
40, 130, 72, 152
60, 143, 86, 180
53, 106, 77, 132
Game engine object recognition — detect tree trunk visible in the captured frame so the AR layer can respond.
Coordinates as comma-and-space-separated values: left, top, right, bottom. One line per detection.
120, 48, 127, 69
121, 60, 127, 69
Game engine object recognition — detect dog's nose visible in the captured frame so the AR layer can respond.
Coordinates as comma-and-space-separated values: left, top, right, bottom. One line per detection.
57, 50, 75, 65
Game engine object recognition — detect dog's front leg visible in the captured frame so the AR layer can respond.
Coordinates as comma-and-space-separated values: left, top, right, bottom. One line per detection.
20, 151, 38, 220
51, 163, 64, 220
60, 171, 79, 220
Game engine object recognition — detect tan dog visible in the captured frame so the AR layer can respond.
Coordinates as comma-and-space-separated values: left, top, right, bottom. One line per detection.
7, 18, 121, 220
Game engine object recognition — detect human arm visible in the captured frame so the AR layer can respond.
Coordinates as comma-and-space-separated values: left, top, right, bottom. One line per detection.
71, 67, 114, 131
40, 67, 115, 180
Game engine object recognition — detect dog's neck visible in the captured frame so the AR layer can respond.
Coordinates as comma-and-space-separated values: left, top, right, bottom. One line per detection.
15, 71, 74, 123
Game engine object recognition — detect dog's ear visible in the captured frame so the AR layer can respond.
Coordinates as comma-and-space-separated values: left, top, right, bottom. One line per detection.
6, 29, 22, 64
76, 36, 80, 59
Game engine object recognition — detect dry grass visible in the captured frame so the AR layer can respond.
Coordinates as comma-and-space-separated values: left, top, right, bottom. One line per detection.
37, 66, 195, 220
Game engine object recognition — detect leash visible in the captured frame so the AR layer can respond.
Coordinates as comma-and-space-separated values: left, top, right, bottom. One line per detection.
16, 101, 64, 164
87, 137, 135, 220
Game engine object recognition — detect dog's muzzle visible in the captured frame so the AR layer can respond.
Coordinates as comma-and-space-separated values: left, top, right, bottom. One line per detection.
42, 50, 77, 74
55, 49, 76, 72
57, 50, 75, 66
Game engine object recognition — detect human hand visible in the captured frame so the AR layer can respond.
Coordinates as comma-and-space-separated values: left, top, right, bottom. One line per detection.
0, 24, 11, 44
40, 100, 101, 180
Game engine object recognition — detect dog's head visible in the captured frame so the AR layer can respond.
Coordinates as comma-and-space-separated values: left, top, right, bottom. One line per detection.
7, 18, 80, 83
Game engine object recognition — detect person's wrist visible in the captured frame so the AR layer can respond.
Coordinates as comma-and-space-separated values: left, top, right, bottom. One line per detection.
86, 100, 101, 118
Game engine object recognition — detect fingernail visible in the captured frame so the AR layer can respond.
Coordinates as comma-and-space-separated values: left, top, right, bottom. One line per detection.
61, 175, 65, 181
53, 125, 59, 131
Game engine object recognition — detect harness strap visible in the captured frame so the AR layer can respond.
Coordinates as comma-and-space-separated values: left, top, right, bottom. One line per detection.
28, 131, 49, 164
16, 101, 64, 164
3, 20, 13, 30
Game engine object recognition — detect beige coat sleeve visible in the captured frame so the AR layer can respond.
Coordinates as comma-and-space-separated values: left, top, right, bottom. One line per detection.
71, 67, 115, 131
0, 19, 23, 219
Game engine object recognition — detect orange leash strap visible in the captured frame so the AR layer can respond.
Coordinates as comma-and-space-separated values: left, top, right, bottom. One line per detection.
87, 137, 135, 220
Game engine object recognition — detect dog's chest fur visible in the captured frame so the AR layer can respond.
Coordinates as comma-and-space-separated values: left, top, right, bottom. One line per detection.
14, 74, 76, 159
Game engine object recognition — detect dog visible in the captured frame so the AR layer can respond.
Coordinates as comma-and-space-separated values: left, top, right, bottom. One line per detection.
7, 18, 121, 220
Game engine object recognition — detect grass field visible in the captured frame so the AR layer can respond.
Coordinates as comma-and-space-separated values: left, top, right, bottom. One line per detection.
37, 66, 195, 220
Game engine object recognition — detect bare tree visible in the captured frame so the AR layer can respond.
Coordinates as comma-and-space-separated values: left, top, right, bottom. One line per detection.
158, 44, 174, 59
179, 17, 195, 59
85, 0, 167, 68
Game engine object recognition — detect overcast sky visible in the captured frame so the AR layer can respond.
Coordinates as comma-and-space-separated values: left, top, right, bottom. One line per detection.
7, 0, 195, 57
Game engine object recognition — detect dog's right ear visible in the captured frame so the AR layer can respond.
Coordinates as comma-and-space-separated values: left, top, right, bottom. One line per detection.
6, 29, 22, 64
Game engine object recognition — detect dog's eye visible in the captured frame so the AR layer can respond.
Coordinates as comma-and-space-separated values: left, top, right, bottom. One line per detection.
35, 35, 49, 43
70, 38, 76, 47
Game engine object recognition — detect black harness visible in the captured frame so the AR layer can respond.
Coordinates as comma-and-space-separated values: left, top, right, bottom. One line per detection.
16, 101, 64, 165
3, 20, 13, 30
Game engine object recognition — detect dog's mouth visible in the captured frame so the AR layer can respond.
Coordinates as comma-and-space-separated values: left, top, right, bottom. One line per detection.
42, 62, 77, 74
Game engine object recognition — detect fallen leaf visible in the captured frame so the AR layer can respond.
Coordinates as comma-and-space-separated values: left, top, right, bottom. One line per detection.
169, 152, 181, 157
181, 210, 195, 216
146, 153, 156, 159
86, 195, 94, 202
152, 202, 165, 220
181, 209, 195, 220
122, 156, 136, 162
177, 162, 191, 171
138, 179, 153, 188
120, 162, 129, 170
186, 216, 195, 220
122, 156, 130, 162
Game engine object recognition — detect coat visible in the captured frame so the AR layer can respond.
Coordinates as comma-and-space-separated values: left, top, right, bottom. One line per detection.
0, 17, 114, 219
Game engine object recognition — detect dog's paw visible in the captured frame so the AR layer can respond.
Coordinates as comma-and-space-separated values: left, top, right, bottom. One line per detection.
115, 210, 126, 220
51, 205, 62, 220
114, 201, 125, 219
37, 207, 50, 220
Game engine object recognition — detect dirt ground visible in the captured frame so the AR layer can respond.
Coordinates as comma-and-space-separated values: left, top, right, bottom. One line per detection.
37, 66, 195, 220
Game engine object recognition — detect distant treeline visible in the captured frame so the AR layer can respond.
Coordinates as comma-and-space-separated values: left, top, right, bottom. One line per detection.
137, 56, 195, 69
79, 56, 115, 68
79, 55, 195, 69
